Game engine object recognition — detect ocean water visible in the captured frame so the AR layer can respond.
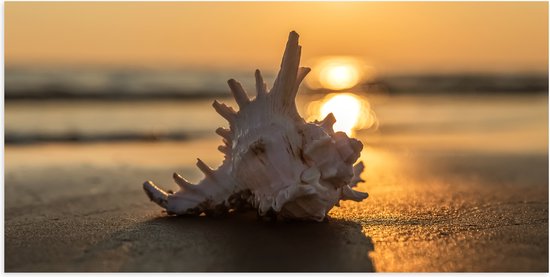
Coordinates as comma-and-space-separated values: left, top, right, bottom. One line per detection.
6, 68, 547, 98
5, 68, 277, 99
5, 93, 548, 156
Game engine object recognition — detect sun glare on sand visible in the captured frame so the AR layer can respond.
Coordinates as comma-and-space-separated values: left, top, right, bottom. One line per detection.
308, 93, 377, 137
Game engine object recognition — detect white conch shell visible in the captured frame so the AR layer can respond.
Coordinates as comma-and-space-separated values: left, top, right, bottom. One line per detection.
143, 31, 368, 221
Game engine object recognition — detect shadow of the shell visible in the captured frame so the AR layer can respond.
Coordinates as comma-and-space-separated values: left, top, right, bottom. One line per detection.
91, 211, 375, 272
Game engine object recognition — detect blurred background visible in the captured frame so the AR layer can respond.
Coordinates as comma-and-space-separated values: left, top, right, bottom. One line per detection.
4, 1, 548, 164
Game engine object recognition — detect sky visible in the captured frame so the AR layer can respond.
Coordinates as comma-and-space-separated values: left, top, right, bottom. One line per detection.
5, 2, 548, 75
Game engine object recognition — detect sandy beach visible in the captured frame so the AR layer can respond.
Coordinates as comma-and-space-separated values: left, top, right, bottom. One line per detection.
5, 119, 548, 271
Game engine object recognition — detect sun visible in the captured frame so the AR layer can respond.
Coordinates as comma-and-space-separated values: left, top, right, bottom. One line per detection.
304, 56, 373, 91
320, 64, 360, 90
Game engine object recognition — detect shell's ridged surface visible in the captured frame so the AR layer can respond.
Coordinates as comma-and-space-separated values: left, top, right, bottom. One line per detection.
143, 31, 369, 221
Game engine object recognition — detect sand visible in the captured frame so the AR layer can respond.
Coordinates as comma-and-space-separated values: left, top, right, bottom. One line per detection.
4, 135, 548, 272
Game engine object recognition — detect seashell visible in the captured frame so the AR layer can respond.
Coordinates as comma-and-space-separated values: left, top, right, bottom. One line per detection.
143, 31, 369, 222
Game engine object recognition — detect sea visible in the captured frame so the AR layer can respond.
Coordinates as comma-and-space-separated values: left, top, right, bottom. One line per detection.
5, 68, 548, 155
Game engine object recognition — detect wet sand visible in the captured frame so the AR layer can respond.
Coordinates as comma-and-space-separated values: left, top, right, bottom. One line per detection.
4, 136, 548, 272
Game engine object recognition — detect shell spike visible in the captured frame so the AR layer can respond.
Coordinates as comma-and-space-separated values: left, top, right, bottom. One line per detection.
143, 181, 168, 208
255, 69, 267, 97
295, 67, 311, 90
212, 100, 237, 123
218, 145, 228, 154
173, 173, 197, 191
321, 113, 336, 126
196, 158, 216, 178
271, 31, 301, 103
341, 185, 369, 202
227, 79, 250, 108
320, 113, 337, 133
215, 127, 232, 141
350, 161, 365, 187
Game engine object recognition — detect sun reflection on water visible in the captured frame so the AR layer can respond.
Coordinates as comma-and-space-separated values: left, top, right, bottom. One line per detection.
307, 93, 377, 137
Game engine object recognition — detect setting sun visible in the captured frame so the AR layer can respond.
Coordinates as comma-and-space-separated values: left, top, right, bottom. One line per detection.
305, 56, 372, 90
320, 64, 360, 90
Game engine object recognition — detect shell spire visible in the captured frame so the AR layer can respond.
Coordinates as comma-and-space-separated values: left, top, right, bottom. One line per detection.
142, 31, 369, 221
270, 31, 310, 120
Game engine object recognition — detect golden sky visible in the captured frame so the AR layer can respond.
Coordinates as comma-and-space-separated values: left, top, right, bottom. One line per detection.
5, 2, 548, 74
